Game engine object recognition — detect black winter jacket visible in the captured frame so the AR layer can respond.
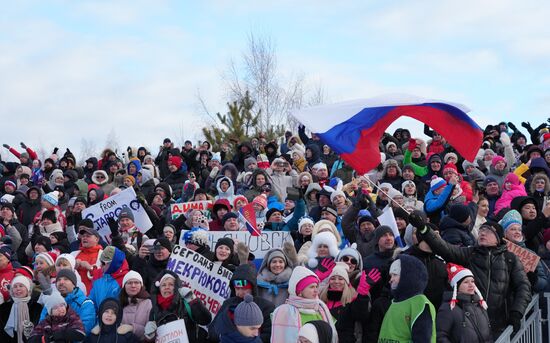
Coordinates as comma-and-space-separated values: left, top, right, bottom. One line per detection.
420, 229, 531, 334
436, 292, 493, 343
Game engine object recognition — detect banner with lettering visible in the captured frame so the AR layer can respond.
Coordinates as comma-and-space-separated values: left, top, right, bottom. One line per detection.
167, 245, 233, 316
82, 187, 152, 242
505, 239, 540, 273
171, 201, 212, 220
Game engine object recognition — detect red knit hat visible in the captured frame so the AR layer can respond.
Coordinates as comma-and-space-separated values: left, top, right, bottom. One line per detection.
491, 155, 506, 167
252, 195, 267, 210
443, 163, 458, 175
168, 156, 182, 170
447, 263, 487, 310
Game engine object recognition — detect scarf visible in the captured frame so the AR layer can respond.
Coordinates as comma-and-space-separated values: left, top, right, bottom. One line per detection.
284, 295, 337, 343
157, 294, 175, 311
256, 280, 289, 296
5, 296, 31, 342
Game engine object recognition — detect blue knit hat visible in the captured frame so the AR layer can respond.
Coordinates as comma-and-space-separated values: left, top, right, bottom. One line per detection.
234, 294, 263, 327
499, 209, 522, 232
42, 191, 59, 206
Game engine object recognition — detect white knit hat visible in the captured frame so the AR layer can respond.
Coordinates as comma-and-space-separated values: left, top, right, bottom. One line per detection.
330, 190, 346, 203
307, 231, 340, 268
123, 270, 143, 287
288, 266, 319, 296
298, 216, 314, 234
56, 253, 76, 270
327, 262, 350, 285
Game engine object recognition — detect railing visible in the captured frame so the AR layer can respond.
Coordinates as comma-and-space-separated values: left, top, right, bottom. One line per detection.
495, 293, 550, 343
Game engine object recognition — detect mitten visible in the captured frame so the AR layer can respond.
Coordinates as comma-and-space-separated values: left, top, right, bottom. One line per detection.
357, 268, 382, 295
209, 166, 219, 179
107, 217, 119, 237
22, 320, 34, 338
144, 321, 157, 340
20, 142, 27, 149
179, 287, 195, 302
509, 311, 522, 332
37, 272, 52, 295
2, 144, 9, 149
500, 132, 511, 147
408, 138, 417, 152
314, 258, 336, 281
409, 210, 427, 231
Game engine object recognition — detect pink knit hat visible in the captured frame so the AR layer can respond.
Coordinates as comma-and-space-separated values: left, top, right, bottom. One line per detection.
296, 275, 319, 295
491, 155, 506, 167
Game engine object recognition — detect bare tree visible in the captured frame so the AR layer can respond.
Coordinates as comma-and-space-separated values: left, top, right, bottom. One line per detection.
79, 138, 97, 164
222, 32, 309, 133
105, 128, 120, 155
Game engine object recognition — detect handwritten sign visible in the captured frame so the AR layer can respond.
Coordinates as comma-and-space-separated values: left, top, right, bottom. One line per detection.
505, 239, 540, 273
171, 201, 212, 220
167, 245, 233, 316
82, 187, 152, 241
156, 319, 188, 343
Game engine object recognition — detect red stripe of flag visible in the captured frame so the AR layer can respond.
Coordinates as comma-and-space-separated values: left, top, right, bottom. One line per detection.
239, 203, 260, 236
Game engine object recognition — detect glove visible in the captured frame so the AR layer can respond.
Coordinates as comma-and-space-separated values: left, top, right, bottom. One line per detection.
52, 330, 67, 340
20, 142, 27, 149
127, 146, 132, 154
107, 217, 119, 237
509, 311, 522, 332
136, 194, 147, 206
209, 166, 219, 179
508, 122, 517, 131
314, 258, 336, 281
357, 269, 381, 295
37, 272, 52, 295
52, 147, 59, 154
408, 138, 417, 152
409, 210, 427, 232
22, 320, 34, 338
2, 144, 9, 149
521, 121, 532, 130
500, 132, 511, 147
179, 287, 195, 302
144, 321, 157, 339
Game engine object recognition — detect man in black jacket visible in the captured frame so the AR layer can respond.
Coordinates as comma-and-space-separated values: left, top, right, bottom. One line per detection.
411, 211, 531, 338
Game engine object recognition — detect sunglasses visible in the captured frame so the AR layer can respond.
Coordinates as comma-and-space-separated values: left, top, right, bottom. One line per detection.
96, 175, 105, 179
341, 256, 358, 265
233, 280, 249, 288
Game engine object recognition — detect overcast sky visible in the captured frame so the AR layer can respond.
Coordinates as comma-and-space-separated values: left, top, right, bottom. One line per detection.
1, 1, 549, 162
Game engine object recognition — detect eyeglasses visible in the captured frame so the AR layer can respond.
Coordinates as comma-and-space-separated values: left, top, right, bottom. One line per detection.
341, 256, 358, 265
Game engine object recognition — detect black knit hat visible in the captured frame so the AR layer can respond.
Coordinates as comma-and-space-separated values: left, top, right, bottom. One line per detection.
222, 212, 238, 226
266, 208, 283, 221
57, 269, 77, 286
374, 225, 394, 243
215, 237, 235, 254
34, 236, 52, 251
153, 237, 172, 252
449, 204, 470, 223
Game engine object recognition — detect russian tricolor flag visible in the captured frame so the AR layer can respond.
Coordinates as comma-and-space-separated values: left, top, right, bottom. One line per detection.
239, 203, 260, 236
292, 94, 483, 174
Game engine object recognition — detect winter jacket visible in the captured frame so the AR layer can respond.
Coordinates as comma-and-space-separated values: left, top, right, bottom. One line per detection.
149, 271, 211, 343
362, 249, 394, 301
404, 246, 448, 310
130, 255, 168, 293
424, 183, 455, 224
213, 302, 262, 343
0, 262, 14, 303
439, 216, 475, 247
121, 297, 152, 340
17, 193, 41, 227
325, 292, 371, 343
30, 307, 85, 343
39, 288, 96, 335
266, 168, 298, 202
209, 265, 275, 343
71, 245, 103, 295
164, 169, 187, 200
0, 294, 43, 342
420, 229, 532, 334
89, 248, 128, 312
495, 185, 527, 215
436, 292, 493, 343
256, 249, 292, 307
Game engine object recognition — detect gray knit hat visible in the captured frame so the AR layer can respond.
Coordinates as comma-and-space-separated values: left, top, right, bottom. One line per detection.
56, 268, 77, 286
234, 294, 263, 327
44, 292, 67, 315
